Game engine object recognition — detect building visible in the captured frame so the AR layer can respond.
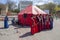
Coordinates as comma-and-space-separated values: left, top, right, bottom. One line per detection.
18, 1, 33, 11
0, 4, 8, 16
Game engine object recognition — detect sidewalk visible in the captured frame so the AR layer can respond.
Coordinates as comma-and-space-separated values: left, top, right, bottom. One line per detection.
0, 19, 60, 40
0, 21, 19, 40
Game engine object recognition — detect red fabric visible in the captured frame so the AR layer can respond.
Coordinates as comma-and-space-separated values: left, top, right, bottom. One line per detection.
30, 18, 35, 35
33, 18, 38, 33
18, 14, 33, 25
18, 5, 32, 25
18, 5, 47, 26
18, 15, 25, 25
46, 21, 50, 29
38, 22, 42, 31
35, 24, 38, 33
25, 14, 33, 25
31, 25, 35, 35
30, 17, 39, 35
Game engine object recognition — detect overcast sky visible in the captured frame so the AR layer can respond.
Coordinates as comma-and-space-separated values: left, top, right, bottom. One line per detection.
0, 0, 60, 5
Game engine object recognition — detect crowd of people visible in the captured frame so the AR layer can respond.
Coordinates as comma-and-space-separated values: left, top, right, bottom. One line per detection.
31, 14, 53, 35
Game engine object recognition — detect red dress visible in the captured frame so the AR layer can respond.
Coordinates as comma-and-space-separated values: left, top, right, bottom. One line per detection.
30, 18, 35, 35
31, 25, 35, 35
38, 18, 43, 32
38, 21, 42, 31
31, 17, 38, 35
34, 18, 38, 33
45, 20, 50, 30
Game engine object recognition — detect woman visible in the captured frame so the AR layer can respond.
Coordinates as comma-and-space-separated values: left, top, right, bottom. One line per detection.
31, 15, 38, 35
42, 15, 45, 30
37, 14, 43, 32
43, 14, 47, 30
49, 15, 53, 30
45, 15, 50, 30
4, 16, 9, 28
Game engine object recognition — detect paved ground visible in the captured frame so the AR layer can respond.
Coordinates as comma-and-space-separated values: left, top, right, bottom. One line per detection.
0, 21, 19, 40
0, 18, 60, 40
18, 18, 60, 40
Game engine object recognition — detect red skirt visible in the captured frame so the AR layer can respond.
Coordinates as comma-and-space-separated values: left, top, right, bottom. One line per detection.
31, 24, 38, 35
46, 22, 50, 30
34, 24, 38, 33
31, 25, 35, 35
38, 23, 43, 32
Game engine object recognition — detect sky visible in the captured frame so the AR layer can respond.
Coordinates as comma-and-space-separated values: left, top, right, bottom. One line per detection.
0, 0, 60, 5
0, 0, 7, 4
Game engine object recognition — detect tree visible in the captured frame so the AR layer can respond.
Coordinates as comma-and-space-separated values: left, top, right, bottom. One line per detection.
44, 3, 56, 14
7, 0, 17, 11
12, 9, 20, 13
36, 5, 45, 10
36, 3, 56, 14
58, 4, 60, 7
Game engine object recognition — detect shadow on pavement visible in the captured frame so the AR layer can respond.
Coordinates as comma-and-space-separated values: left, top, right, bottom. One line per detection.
0, 27, 4, 29
0, 27, 6, 29
12, 24, 30, 28
9, 24, 12, 26
19, 32, 32, 38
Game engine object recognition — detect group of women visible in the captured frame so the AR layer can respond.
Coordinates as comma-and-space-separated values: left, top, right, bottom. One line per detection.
31, 14, 53, 35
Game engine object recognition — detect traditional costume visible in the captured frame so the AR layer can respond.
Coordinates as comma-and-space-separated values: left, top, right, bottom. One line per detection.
4, 16, 9, 28
31, 16, 38, 35
38, 15, 43, 32
45, 16, 50, 30
49, 15, 53, 30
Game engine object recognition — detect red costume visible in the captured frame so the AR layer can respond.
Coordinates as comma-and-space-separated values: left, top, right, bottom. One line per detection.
33, 17, 38, 33
39, 19, 43, 31
37, 17, 42, 32
45, 18, 50, 30
31, 17, 38, 35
